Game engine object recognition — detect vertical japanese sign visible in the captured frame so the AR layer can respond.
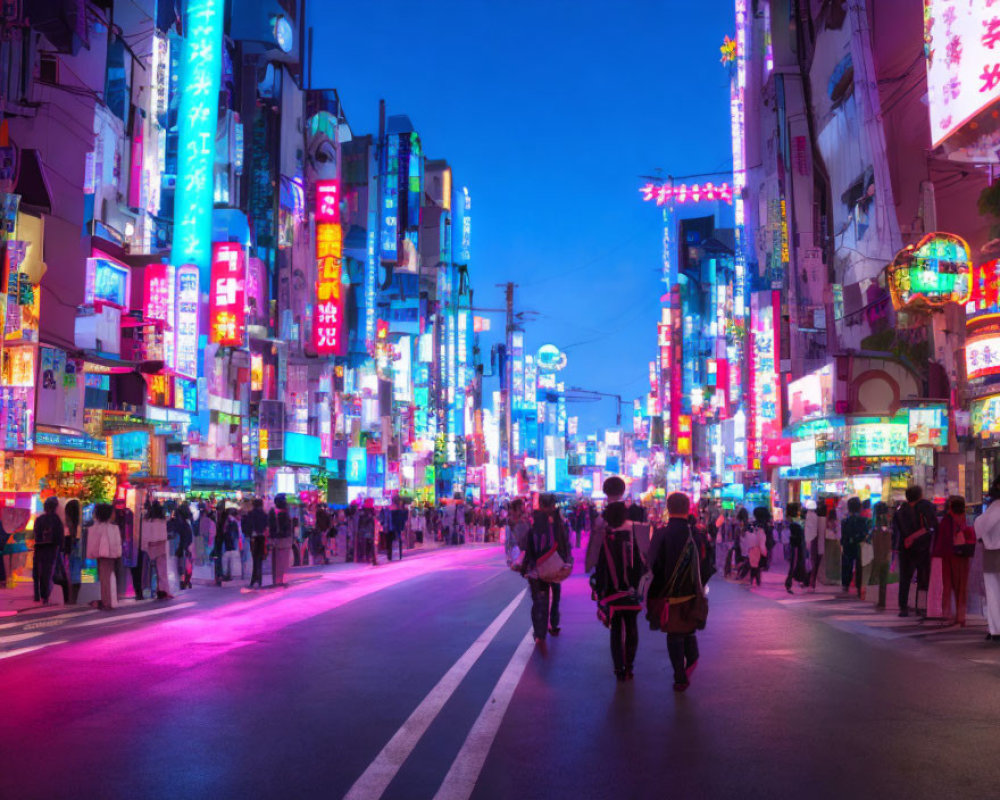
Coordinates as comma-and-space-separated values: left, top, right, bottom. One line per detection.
381, 135, 399, 262
175, 266, 200, 378
313, 179, 346, 355
208, 243, 245, 347
144, 263, 176, 369
171, 0, 224, 290
731, 0, 747, 319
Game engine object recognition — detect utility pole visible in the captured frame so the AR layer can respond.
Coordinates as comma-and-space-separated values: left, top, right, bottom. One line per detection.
498, 282, 516, 488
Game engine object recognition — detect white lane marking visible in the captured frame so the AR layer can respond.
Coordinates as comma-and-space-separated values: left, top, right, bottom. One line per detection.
69, 602, 197, 628
433, 629, 535, 800
0, 640, 67, 660
0, 632, 45, 644
0, 609, 98, 631
344, 589, 527, 800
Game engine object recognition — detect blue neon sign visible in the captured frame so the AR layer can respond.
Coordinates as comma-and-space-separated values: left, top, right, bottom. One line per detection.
171, 0, 225, 290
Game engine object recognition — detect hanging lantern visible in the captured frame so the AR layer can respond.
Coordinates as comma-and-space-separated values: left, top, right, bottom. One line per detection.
886, 232, 972, 311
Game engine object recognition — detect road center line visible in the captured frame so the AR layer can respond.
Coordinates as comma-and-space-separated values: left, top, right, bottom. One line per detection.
343, 588, 527, 800
433, 629, 535, 800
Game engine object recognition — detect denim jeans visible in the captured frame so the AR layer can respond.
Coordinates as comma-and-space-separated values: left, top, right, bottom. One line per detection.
528, 578, 561, 639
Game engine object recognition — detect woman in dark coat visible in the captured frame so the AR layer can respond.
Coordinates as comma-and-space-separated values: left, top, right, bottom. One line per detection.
524, 494, 571, 645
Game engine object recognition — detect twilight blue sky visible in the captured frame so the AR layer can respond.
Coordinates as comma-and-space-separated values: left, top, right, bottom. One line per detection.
309, 0, 734, 435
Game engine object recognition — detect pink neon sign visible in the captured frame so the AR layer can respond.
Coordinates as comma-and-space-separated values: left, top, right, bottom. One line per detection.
640, 182, 733, 206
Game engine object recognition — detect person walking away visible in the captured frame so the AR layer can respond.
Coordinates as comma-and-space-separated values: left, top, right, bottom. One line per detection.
389, 498, 408, 561
871, 502, 893, 610
741, 510, 768, 587
32, 496, 65, 605
357, 505, 377, 565
585, 476, 627, 572
593, 501, 642, 681
269, 494, 294, 586
61, 499, 84, 604
524, 494, 571, 644
646, 492, 706, 692
142, 501, 172, 600
244, 498, 269, 588
840, 497, 869, 596
895, 485, 936, 617
824, 507, 841, 585
805, 504, 825, 591
311, 506, 331, 565
785, 502, 807, 594
171, 504, 194, 589
504, 498, 529, 567
222, 508, 242, 581
88, 503, 122, 610
974, 480, 1000, 641
936, 496, 975, 626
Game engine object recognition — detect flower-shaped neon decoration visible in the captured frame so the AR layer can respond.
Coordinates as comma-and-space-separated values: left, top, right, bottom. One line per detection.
720, 35, 738, 64
886, 231, 972, 311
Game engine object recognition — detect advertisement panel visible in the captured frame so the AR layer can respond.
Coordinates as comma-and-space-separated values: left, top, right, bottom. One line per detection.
966, 330, 1000, 381
908, 405, 948, 447
925, 1, 1000, 147
972, 394, 1000, 438
144, 263, 176, 369
175, 266, 200, 378
847, 418, 912, 458
786, 365, 833, 426
314, 181, 346, 355
208, 242, 246, 346
36, 347, 85, 432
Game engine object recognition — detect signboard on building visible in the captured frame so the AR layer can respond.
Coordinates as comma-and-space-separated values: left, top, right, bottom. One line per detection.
208, 243, 246, 346
313, 180, 346, 355
925, 1, 1000, 147
908, 405, 948, 447
175, 266, 199, 378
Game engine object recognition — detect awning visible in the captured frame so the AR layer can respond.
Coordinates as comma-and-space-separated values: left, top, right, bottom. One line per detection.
14, 150, 52, 215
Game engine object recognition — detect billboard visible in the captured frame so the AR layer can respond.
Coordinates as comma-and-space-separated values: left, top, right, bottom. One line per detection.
208, 243, 246, 346
313, 184, 346, 355
925, 1, 1000, 147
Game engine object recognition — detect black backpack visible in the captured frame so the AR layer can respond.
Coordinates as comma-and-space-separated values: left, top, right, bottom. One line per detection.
34, 513, 57, 546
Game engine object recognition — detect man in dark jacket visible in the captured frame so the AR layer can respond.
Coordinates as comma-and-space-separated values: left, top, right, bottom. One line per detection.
243, 498, 269, 588
33, 496, 65, 604
840, 496, 869, 594
647, 492, 702, 692
388, 498, 408, 561
895, 485, 936, 617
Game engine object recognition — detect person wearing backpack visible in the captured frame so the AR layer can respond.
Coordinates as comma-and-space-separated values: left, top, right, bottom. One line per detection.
593, 501, 643, 681
524, 494, 571, 645
32, 496, 65, 605
646, 492, 706, 692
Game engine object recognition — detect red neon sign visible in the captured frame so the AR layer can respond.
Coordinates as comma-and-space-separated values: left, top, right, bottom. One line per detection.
313, 185, 346, 355
640, 182, 733, 206
208, 243, 246, 347
316, 180, 340, 224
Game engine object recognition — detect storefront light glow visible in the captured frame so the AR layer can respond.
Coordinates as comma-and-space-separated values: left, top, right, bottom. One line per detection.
171, 0, 225, 289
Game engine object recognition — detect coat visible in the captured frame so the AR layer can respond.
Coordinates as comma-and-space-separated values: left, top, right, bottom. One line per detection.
87, 521, 122, 560
524, 510, 570, 580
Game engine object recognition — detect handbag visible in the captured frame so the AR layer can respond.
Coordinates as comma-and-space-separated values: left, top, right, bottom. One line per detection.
537, 544, 571, 582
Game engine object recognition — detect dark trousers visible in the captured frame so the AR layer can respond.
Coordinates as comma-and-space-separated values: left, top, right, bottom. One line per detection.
33, 546, 58, 602
786, 545, 805, 590
610, 610, 639, 673
874, 561, 890, 608
748, 565, 761, 586
528, 578, 561, 639
667, 633, 699, 684
384, 534, 395, 561
808, 540, 823, 588
131, 552, 147, 599
841, 548, 861, 591
898, 548, 930, 612
177, 551, 192, 588
250, 548, 265, 587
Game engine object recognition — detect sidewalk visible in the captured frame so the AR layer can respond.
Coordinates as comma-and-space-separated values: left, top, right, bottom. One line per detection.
0, 539, 461, 616
731, 552, 994, 648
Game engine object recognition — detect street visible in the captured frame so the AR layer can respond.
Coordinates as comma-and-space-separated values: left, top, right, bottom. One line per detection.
2, 544, 1000, 800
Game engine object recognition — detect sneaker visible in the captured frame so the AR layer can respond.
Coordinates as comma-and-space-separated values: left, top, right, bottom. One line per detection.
898, 608, 909, 618
673, 681, 689, 692
685, 660, 699, 680
548, 626, 561, 636
615, 669, 627, 682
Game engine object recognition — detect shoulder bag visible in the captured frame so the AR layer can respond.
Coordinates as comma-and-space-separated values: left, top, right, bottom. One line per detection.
596, 533, 642, 627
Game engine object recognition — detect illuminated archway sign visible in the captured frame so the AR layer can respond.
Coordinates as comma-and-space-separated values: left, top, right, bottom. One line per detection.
886, 232, 971, 311
639, 182, 733, 206
536, 344, 567, 372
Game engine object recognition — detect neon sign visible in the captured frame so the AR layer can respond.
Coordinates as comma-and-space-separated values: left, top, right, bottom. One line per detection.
171, 0, 224, 289
886, 232, 971, 310
966, 325, 1000, 382
313, 181, 346, 355
639, 182, 733, 206
208, 243, 245, 347
85, 252, 130, 307
316, 180, 340, 224
144, 263, 176, 369
175, 266, 199, 378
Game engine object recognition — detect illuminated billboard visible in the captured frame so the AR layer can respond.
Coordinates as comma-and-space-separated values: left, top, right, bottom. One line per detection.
144, 264, 176, 369
847, 417, 912, 458
313, 182, 346, 355
886, 232, 971, 310
966, 332, 1000, 381
85, 252, 130, 307
925, 2, 1000, 147
171, 0, 224, 288
786, 364, 834, 426
972, 394, 1000, 438
208, 243, 246, 347
908, 405, 948, 447
175, 266, 199, 378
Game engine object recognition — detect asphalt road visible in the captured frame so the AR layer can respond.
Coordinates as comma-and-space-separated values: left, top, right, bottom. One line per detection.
2, 543, 999, 800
